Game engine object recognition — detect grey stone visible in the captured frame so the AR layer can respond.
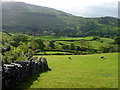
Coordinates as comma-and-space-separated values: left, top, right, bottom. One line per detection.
2, 57, 48, 89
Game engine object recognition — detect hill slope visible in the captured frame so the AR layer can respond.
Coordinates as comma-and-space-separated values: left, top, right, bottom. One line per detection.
2, 2, 119, 37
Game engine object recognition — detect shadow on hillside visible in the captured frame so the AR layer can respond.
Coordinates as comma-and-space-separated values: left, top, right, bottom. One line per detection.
15, 68, 52, 89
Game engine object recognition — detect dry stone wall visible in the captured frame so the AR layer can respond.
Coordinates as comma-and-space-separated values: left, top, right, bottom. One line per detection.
2, 57, 48, 89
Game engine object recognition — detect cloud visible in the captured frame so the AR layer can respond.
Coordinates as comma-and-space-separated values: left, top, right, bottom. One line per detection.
53, 1, 118, 17
77, 3, 118, 17
1, 0, 15, 1
1, 0, 119, 17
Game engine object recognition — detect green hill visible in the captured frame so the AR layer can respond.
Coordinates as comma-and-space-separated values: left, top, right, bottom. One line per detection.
2, 2, 119, 37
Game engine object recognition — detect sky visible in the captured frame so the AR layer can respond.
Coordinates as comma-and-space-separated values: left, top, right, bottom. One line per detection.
2, 0, 119, 17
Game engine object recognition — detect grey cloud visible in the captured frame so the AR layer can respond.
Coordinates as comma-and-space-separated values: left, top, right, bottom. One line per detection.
83, 5, 117, 17
67, 3, 118, 17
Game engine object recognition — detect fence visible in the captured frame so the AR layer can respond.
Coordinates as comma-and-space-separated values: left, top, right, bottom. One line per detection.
2, 57, 48, 89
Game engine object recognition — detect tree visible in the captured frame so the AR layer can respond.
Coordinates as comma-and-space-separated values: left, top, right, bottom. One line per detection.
48, 41, 55, 49
109, 45, 118, 52
70, 43, 75, 50
31, 40, 39, 50
92, 36, 100, 40
62, 45, 69, 50
76, 46, 81, 51
114, 36, 120, 44
99, 46, 110, 53
12, 34, 29, 43
34, 39, 45, 50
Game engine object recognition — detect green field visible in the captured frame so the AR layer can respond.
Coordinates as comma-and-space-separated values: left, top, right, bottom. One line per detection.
57, 38, 114, 48
88, 38, 114, 49
17, 53, 118, 88
30, 35, 115, 51
30, 36, 93, 40
36, 51, 72, 55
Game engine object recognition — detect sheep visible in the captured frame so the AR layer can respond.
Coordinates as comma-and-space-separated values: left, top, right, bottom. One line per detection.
68, 57, 72, 60
101, 56, 104, 59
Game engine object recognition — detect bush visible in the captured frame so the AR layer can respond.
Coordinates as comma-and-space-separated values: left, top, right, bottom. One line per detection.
76, 46, 81, 51
114, 36, 120, 44
70, 43, 75, 50
62, 45, 69, 50
92, 36, 100, 40
10, 41, 19, 47
2, 43, 33, 64
12, 34, 29, 43
31, 40, 39, 50
109, 45, 118, 52
87, 49, 97, 54
34, 39, 45, 50
48, 41, 55, 49
99, 46, 110, 53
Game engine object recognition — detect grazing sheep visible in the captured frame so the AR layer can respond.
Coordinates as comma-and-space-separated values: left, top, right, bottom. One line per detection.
101, 56, 104, 59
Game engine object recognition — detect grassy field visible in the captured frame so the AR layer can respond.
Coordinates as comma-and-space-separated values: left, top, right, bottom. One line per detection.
88, 38, 114, 49
54, 38, 114, 50
7, 34, 114, 50
36, 51, 72, 54
30, 36, 93, 40
17, 53, 118, 88
30, 35, 114, 50
10, 34, 115, 50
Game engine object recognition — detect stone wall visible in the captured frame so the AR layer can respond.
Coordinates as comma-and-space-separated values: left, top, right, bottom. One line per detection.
2, 57, 48, 89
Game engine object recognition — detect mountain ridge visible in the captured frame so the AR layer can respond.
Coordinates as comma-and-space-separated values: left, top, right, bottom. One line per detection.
2, 2, 119, 37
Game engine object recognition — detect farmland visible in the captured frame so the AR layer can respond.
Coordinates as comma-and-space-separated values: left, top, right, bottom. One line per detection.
17, 53, 118, 88
2, 32, 119, 88
2, 2, 119, 89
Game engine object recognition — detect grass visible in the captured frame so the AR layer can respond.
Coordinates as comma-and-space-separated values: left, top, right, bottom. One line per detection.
30, 35, 114, 50
55, 37, 114, 49
17, 53, 118, 88
89, 38, 114, 49
36, 51, 72, 54
30, 36, 93, 40
9, 33, 15, 36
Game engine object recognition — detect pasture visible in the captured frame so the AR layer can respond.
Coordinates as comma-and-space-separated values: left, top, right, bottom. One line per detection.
56, 38, 114, 49
30, 35, 114, 50
36, 51, 72, 55
30, 36, 93, 40
17, 53, 118, 88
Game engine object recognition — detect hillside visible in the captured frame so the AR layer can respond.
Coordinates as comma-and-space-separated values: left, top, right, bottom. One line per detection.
2, 2, 119, 37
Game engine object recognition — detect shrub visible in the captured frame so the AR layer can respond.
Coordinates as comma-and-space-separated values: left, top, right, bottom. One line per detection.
99, 46, 110, 53
76, 46, 81, 51
34, 39, 45, 50
10, 41, 19, 47
114, 36, 120, 44
62, 45, 69, 50
92, 36, 100, 40
12, 34, 29, 43
70, 43, 75, 50
2, 43, 33, 64
48, 41, 55, 49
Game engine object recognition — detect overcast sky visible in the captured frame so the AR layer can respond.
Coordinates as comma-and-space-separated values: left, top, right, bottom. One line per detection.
2, 0, 119, 17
